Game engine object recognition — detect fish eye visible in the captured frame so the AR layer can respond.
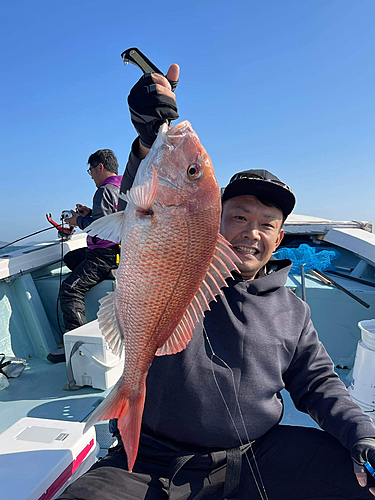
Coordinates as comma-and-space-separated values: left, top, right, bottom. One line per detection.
187, 163, 201, 179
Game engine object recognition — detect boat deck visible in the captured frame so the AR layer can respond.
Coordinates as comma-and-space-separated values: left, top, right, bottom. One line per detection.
0, 357, 117, 456
0, 358, 105, 434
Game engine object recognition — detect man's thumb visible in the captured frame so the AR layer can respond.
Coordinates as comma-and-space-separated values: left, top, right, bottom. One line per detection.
166, 64, 180, 91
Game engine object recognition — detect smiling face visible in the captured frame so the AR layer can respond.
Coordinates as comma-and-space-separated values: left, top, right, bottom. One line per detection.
220, 195, 284, 280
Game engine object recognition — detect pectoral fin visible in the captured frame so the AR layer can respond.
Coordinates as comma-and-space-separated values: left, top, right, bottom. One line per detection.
123, 165, 158, 212
97, 291, 123, 356
85, 211, 125, 243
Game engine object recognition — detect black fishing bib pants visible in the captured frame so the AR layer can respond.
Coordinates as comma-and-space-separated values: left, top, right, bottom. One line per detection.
59, 246, 119, 332
57, 425, 374, 500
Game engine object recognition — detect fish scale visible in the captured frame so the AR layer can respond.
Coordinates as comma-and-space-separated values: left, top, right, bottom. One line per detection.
83, 121, 240, 470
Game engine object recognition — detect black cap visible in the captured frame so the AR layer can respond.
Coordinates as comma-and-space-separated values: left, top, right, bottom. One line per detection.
221, 169, 296, 218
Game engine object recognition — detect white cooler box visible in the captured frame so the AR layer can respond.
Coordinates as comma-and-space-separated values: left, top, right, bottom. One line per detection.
64, 320, 124, 390
0, 417, 98, 500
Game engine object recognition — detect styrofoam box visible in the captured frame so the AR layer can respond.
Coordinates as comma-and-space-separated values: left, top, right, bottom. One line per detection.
0, 417, 98, 500
64, 320, 124, 390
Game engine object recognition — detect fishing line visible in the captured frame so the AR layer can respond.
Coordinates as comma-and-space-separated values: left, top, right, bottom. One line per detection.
56, 229, 65, 335
203, 324, 269, 500
55, 217, 73, 336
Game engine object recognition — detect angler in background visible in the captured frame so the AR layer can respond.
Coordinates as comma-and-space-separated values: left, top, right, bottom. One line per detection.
58, 67, 375, 499
47, 149, 122, 364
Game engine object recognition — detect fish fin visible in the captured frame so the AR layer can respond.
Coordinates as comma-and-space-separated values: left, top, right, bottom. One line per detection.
124, 165, 158, 211
208, 232, 241, 286
155, 319, 194, 356
97, 291, 124, 356
118, 384, 146, 472
85, 211, 125, 243
156, 233, 240, 356
84, 377, 146, 472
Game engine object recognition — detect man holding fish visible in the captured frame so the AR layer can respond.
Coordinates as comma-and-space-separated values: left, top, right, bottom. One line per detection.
59, 65, 375, 500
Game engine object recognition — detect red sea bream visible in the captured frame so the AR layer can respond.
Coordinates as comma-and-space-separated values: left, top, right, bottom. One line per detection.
83, 121, 239, 470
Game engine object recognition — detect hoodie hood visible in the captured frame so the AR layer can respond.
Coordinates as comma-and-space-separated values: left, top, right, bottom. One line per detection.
232, 258, 292, 295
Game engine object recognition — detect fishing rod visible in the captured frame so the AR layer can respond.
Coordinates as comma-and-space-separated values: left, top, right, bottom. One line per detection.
0, 212, 75, 252
326, 270, 375, 289
0, 227, 54, 251
310, 269, 371, 309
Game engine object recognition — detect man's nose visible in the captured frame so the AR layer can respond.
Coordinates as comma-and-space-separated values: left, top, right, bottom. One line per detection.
242, 225, 261, 239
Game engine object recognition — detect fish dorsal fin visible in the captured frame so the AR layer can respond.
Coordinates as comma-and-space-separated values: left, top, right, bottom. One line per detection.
156, 233, 240, 356
97, 291, 124, 356
123, 165, 158, 211
86, 211, 125, 243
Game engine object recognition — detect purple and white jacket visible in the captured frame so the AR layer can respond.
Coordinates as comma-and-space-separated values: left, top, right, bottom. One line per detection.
77, 175, 122, 250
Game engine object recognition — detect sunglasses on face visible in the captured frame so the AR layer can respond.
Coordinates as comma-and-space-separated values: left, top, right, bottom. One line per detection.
87, 163, 101, 176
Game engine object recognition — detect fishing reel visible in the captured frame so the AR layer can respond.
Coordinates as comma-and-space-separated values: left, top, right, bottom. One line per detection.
46, 213, 75, 241
61, 210, 73, 221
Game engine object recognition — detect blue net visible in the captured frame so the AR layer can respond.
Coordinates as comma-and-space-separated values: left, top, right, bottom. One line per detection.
273, 244, 340, 274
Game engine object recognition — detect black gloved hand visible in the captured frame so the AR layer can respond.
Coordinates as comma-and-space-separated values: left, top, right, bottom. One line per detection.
352, 437, 375, 465
127, 73, 179, 148
352, 437, 375, 480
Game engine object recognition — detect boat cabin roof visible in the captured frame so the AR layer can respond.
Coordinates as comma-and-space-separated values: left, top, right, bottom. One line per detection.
284, 214, 372, 235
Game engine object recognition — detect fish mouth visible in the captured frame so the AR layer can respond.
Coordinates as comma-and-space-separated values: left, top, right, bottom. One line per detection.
167, 120, 193, 138
165, 121, 197, 148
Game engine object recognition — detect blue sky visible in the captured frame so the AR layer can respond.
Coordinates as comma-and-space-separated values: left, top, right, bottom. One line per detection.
1, 0, 374, 244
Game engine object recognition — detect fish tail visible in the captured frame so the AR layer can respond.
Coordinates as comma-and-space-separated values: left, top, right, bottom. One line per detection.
83, 377, 146, 472
118, 383, 146, 471
83, 378, 129, 430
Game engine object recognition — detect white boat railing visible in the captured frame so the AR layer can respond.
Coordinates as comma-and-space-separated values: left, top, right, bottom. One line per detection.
0, 234, 87, 281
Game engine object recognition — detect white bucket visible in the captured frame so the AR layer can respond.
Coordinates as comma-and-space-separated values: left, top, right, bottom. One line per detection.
348, 320, 375, 421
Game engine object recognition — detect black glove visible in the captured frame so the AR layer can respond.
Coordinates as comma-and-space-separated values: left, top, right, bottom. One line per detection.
127, 73, 179, 148
352, 437, 375, 478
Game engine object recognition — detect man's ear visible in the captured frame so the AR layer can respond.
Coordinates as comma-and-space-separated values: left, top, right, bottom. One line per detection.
274, 229, 284, 251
